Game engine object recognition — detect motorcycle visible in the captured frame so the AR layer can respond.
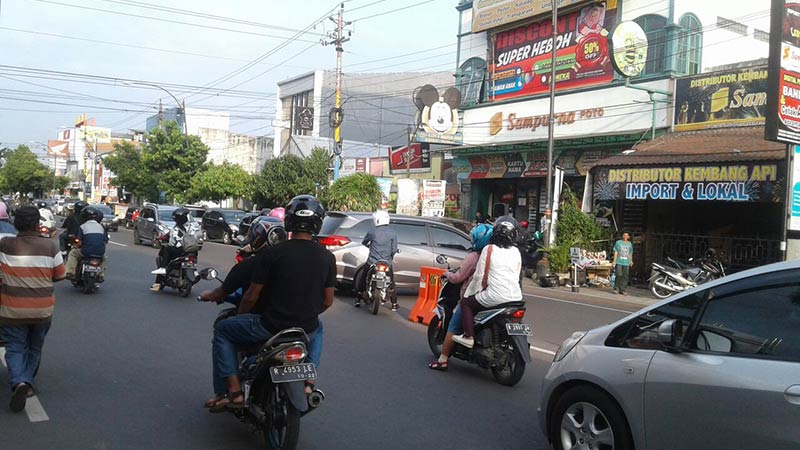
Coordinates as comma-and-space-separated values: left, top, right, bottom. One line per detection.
361, 261, 393, 315
72, 254, 104, 294
426, 255, 532, 386
197, 268, 324, 450
152, 234, 200, 297
519, 234, 545, 279
648, 252, 726, 299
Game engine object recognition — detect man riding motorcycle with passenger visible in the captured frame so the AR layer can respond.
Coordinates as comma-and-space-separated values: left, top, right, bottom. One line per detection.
150, 207, 192, 291
65, 206, 108, 281
353, 210, 398, 310
206, 195, 336, 412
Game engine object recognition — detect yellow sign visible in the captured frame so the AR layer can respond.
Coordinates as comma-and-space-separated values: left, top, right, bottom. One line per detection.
610, 21, 648, 77
607, 165, 778, 183
472, 0, 584, 33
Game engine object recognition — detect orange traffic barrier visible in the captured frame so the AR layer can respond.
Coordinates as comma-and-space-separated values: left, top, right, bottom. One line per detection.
408, 266, 446, 325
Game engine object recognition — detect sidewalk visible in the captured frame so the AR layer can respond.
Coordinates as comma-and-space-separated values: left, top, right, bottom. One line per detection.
521, 277, 658, 309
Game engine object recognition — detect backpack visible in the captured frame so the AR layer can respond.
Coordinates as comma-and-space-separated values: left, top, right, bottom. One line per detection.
181, 229, 202, 253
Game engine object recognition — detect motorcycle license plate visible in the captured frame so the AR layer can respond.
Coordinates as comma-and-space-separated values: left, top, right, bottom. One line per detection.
82, 265, 101, 273
506, 323, 533, 336
269, 363, 317, 383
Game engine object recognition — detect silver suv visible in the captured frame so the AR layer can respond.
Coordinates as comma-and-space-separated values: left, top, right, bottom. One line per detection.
539, 259, 800, 450
133, 204, 202, 248
318, 212, 472, 290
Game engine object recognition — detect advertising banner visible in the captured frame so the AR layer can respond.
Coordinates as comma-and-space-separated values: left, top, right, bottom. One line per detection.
389, 143, 430, 174
376, 177, 393, 210
489, 3, 615, 102
421, 180, 447, 217
675, 66, 768, 132
47, 140, 70, 158
592, 164, 784, 203
790, 146, 800, 230
473, 0, 585, 34
339, 158, 367, 177
397, 179, 420, 216
453, 149, 611, 180
80, 126, 112, 144
767, 0, 800, 144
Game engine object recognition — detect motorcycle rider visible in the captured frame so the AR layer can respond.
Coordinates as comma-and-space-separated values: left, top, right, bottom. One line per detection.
354, 210, 399, 310
268, 207, 285, 221
60, 200, 87, 252
37, 201, 55, 234
428, 223, 492, 371
207, 195, 335, 412
0, 202, 17, 238
453, 215, 523, 349
150, 208, 192, 291
65, 206, 108, 281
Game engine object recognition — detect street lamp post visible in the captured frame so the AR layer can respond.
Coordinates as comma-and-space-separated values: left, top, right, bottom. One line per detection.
121, 81, 188, 135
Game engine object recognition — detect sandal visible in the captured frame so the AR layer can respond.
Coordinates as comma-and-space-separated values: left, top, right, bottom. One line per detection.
208, 391, 245, 413
204, 394, 225, 408
428, 360, 448, 371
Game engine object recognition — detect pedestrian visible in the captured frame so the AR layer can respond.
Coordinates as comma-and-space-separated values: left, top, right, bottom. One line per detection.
474, 211, 486, 224
612, 232, 634, 295
0, 202, 18, 239
0, 206, 66, 412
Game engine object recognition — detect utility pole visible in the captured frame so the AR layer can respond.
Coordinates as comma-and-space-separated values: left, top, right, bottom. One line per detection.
323, 3, 351, 181
90, 138, 97, 203
544, 1, 558, 246
406, 125, 413, 177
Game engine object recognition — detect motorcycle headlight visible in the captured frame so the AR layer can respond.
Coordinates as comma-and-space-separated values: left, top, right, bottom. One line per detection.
554, 331, 586, 362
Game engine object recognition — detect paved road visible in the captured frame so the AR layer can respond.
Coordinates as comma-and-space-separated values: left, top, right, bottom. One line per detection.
0, 228, 638, 450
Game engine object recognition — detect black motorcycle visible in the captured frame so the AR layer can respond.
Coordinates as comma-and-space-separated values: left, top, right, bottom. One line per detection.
72, 255, 104, 294
649, 251, 726, 299
426, 255, 532, 386
519, 234, 545, 279
362, 260, 393, 315
197, 268, 324, 450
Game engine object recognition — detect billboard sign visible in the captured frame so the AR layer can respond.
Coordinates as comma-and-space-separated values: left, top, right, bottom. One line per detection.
675, 66, 768, 132
767, 0, 800, 144
610, 21, 649, 77
472, 0, 584, 33
421, 180, 447, 217
47, 140, 70, 158
397, 179, 420, 216
80, 126, 112, 144
389, 143, 430, 174
489, 3, 615, 102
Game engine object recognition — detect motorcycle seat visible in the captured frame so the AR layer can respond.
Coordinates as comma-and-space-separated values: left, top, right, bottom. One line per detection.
491, 301, 526, 308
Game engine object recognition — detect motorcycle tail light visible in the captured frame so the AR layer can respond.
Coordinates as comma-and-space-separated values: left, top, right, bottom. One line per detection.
277, 345, 306, 362
185, 256, 197, 264
510, 309, 526, 322
318, 235, 351, 248
376, 263, 389, 272
235, 253, 244, 264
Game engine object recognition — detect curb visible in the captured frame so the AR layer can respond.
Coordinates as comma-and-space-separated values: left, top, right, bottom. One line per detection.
521, 279, 657, 309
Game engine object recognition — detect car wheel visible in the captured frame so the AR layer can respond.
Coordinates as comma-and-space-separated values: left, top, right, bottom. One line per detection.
133, 228, 141, 245
202, 229, 208, 241
223, 231, 231, 245
550, 386, 633, 450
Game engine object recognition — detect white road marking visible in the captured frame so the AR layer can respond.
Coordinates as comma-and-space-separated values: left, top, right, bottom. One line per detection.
530, 345, 556, 356
0, 347, 51, 422
108, 241, 127, 247
523, 293, 634, 314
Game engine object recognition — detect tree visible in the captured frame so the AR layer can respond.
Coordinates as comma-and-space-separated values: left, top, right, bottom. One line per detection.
103, 141, 159, 202
254, 155, 310, 207
187, 162, 253, 207
545, 186, 610, 273
51, 175, 71, 193
326, 173, 382, 212
142, 121, 209, 202
304, 147, 332, 200
0, 145, 53, 196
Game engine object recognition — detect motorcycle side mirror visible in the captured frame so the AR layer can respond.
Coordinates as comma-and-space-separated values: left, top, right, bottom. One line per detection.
198, 268, 218, 280
146, 217, 154, 222
657, 319, 683, 353
235, 235, 246, 245
435, 255, 448, 265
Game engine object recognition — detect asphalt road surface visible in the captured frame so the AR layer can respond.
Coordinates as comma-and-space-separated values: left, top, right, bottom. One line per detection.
0, 227, 638, 450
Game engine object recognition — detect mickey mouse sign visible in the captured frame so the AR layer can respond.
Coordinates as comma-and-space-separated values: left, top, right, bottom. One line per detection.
413, 84, 464, 145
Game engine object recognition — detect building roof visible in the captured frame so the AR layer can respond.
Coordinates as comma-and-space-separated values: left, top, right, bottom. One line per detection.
594, 127, 786, 167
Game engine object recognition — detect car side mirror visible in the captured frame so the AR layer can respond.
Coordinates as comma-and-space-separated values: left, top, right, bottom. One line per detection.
435, 254, 448, 265
657, 319, 683, 352
146, 217, 154, 223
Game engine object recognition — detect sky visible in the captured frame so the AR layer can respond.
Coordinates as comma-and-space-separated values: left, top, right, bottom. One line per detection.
0, 0, 460, 156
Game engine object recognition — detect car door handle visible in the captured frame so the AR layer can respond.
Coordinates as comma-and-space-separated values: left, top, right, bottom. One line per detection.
785, 385, 800, 405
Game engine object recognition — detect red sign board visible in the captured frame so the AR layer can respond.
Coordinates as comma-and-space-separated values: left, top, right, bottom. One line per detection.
489, 3, 615, 102
389, 143, 431, 174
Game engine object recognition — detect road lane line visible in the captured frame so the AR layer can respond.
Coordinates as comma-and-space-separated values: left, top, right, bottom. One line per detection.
0, 347, 51, 422
108, 241, 127, 247
523, 293, 634, 314
530, 345, 556, 356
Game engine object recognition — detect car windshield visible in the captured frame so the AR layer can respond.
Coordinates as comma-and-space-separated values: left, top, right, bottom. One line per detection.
94, 205, 113, 215
158, 209, 176, 222
222, 210, 245, 222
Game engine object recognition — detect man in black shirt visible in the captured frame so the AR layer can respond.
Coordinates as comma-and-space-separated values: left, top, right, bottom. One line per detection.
208, 196, 335, 412
59, 201, 86, 252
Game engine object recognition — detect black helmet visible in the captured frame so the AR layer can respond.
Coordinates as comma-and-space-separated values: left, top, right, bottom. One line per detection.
172, 207, 189, 226
80, 206, 102, 224
491, 215, 519, 248
36, 201, 48, 209
284, 195, 325, 235
74, 200, 88, 214
245, 216, 287, 253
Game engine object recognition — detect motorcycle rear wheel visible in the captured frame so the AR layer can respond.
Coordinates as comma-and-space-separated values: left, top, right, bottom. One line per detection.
82, 276, 96, 294
491, 343, 526, 387
649, 275, 674, 299
370, 288, 381, 315
262, 386, 301, 450
178, 283, 192, 298
427, 316, 444, 357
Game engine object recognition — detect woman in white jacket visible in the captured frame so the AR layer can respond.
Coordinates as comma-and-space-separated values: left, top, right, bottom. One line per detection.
453, 216, 522, 349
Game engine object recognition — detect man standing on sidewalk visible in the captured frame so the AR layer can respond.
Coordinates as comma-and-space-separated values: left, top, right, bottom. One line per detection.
0, 206, 65, 412
612, 232, 633, 295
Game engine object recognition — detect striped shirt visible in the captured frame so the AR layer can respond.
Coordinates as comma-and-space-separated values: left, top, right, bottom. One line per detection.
0, 231, 65, 325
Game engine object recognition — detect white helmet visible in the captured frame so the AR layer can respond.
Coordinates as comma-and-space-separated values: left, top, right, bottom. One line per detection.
373, 210, 390, 227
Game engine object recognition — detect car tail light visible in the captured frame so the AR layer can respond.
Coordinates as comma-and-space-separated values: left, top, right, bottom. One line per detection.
277, 345, 307, 362
376, 263, 389, 272
318, 235, 350, 248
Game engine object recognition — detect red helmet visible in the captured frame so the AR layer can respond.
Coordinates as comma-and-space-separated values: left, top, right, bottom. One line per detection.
520, 220, 529, 229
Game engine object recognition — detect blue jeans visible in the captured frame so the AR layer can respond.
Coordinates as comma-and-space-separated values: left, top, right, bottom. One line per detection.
1, 323, 51, 389
212, 314, 321, 395
447, 304, 464, 335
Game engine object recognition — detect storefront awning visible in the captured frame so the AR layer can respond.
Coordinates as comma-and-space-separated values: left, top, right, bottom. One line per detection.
442, 132, 652, 156
592, 127, 786, 167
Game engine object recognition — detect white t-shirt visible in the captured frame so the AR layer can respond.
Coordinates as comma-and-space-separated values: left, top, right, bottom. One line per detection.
464, 244, 523, 307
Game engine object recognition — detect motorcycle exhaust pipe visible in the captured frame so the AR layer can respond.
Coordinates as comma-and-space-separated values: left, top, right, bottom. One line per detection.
308, 389, 325, 409
654, 279, 685, 293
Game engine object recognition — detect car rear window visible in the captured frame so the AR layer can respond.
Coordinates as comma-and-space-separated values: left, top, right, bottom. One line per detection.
321, 217, 373, 238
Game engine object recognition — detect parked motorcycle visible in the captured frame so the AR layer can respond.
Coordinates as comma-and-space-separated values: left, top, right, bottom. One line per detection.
648, 250, 726, 299
426, 255, 532, 386
361, 261, 393, 315
519, 232, 545, 279
197, 268, 324, 450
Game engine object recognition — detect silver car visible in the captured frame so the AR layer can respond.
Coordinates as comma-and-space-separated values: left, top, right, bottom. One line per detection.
318, 212, 472, 290
539, 259, 800, 450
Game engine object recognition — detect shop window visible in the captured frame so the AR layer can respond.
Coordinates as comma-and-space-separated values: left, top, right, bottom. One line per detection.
677, 14, 703, 76
634, 15, 668, 77
456, 57, 487, 106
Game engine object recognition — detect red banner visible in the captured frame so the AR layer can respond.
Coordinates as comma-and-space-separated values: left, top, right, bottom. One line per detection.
490, 3, 615, 102
389, 143, 431, 174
